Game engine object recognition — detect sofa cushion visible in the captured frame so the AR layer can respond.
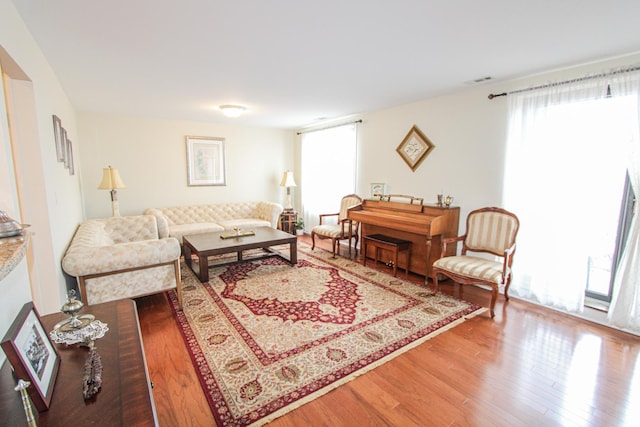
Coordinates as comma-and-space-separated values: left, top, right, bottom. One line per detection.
171, 223, 225, 243
104, 215, 159, 243
217, 219, 271, 230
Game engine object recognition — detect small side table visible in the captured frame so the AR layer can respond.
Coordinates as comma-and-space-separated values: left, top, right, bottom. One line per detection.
279, 211, 297, 235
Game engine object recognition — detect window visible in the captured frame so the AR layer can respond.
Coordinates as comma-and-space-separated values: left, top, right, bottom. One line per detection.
504, 80, 638, 313
299, 123, 358, 232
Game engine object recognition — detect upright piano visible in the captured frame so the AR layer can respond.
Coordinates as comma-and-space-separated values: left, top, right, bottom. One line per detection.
348, 197, 460, 281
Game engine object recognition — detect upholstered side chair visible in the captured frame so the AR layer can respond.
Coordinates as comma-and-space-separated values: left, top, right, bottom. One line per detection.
311, 194, 363, 258
432, 207, 520, 318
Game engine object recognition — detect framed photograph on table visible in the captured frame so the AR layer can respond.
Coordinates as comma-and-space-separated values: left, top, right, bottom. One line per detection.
370, 182, 386, 197
186, 135, 226, 186
1, 302, 60, 412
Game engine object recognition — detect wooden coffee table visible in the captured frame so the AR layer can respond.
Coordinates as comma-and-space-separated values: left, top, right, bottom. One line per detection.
182, 226, 297, 282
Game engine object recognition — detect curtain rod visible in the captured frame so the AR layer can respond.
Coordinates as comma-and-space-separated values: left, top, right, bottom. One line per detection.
296, 119, 362, 135
487, 65, 640, 99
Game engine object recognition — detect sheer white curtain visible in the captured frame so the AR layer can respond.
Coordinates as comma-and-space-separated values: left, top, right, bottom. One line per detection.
504, 74, 635, 313
607, 73, 640, 332
300, 123, 357, 232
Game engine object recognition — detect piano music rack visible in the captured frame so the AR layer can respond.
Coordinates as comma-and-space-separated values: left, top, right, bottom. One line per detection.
377, 194, 424, 205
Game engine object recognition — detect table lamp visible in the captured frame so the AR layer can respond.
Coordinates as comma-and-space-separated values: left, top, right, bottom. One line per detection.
280, 170, 296, 211
98, 166, 126, 217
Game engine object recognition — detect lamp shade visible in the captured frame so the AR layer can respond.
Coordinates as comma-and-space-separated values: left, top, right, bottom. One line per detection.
280, 171, 297, 188
98, 166, 126, 190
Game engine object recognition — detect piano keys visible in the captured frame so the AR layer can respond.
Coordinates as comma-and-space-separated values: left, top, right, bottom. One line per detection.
348, 197, 459, 281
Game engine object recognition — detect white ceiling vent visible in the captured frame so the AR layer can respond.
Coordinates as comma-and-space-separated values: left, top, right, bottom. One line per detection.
464, 76, 493, 85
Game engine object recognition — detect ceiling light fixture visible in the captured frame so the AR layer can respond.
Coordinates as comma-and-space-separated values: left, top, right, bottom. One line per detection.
219, 104, 247, 118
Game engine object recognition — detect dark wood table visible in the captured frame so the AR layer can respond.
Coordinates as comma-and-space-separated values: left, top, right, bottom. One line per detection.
183, 226, 297, 282
0, 299, 157, 426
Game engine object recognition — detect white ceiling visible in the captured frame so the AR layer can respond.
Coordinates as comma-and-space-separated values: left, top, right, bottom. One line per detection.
12, 0, 640, 129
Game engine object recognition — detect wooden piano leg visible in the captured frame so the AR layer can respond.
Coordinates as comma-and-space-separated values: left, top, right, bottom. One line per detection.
425, 237, 432, 286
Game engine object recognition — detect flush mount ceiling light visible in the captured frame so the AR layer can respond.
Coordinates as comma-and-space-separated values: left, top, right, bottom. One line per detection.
219, 104, 247, 118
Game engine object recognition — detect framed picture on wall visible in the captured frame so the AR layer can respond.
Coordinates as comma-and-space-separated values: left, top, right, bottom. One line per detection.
396, 125, 435, 172
185, 135, 227, 186
52, 115, 64, 162
61, 128, 69, 167
66, 139, 74, 175
1, 302, 60, 412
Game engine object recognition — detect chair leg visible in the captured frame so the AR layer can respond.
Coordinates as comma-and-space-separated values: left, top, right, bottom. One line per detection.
311, 231, 316, 250
489, 285, 498, 318
173, 259, 183, 311
331, 239, 337, 258
504, 276, 512, 301
432, 273, 439, 295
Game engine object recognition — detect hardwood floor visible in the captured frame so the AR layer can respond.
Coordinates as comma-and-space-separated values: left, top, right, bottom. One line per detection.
136, 235, 640, 426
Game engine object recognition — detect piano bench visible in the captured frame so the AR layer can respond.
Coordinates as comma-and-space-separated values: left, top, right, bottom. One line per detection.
363, 234, 412, 277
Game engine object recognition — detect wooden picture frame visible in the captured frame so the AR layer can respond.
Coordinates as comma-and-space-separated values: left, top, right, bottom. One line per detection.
61, 128, 69, 167
52, 115, 64, 162
66, 139, 75, 175
396, 125, 435, 172
1, 302, 60, 412
186, 136, 226, 186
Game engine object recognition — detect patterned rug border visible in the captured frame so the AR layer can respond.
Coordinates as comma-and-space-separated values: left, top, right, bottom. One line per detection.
168, 243, 487, 427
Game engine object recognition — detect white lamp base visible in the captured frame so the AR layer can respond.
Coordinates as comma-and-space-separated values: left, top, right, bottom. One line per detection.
111, 200, 121, 217
110, 190, 121, 217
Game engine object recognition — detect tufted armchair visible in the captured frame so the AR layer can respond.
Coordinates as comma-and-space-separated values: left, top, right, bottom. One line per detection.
62, 215, 182, 309
311, 194, 363, 258
432, 207, 520, 318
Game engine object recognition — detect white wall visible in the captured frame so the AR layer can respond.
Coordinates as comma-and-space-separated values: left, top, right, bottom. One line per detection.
77, 113, 295, 218
0, 0, 83, 368
351, 52, 640, 224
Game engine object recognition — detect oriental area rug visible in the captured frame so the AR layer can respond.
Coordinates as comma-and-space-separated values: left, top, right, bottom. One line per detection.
168, 244, 485, 427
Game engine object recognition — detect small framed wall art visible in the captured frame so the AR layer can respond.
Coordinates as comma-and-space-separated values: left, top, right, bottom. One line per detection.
396, 125, 435, 172
51, 115, 75, 175
1, 302, 60, 412
52, 115, 64, 162
186, 135, 227, 186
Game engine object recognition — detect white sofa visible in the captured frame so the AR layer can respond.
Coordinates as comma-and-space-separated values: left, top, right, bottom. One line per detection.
143, 201, 283, 243
62, 215, 182, 308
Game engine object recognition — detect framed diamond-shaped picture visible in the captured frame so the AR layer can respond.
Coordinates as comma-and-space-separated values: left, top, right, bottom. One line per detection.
396, 125, 435, 172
